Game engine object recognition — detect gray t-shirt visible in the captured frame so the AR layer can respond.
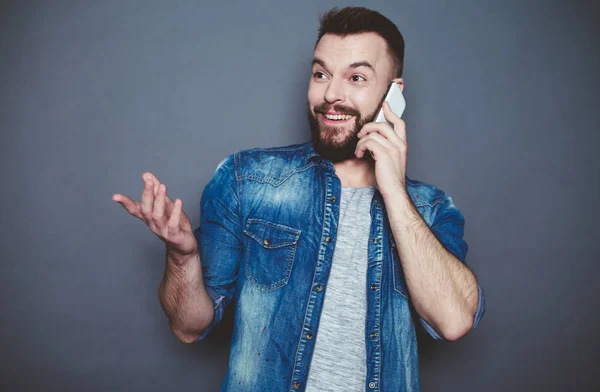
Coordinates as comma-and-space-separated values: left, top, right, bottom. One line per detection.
305, 184, 376, 392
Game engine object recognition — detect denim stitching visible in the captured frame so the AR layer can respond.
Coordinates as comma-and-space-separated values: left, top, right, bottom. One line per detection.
390, 241, 409, 299
239, 163, 318, 186
243, 219, 301, 292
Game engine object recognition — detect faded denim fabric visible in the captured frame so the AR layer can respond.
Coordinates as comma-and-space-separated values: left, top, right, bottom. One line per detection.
193, 141, 485, 392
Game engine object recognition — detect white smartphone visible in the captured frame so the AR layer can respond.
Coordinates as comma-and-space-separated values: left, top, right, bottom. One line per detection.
374, 82, 406, 124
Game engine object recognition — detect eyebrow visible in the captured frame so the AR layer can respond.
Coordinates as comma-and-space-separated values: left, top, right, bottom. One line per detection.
311, 57, 376, 74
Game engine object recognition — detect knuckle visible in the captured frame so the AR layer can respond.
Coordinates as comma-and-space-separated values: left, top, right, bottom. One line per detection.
142, 211, 154, 222
142, 208, 153, 219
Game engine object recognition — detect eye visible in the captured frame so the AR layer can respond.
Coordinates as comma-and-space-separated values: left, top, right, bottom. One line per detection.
351, 75, 366, 82
313, 71, 327, 80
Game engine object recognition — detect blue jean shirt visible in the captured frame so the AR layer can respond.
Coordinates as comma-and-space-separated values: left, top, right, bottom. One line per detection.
193, 141, 485, 391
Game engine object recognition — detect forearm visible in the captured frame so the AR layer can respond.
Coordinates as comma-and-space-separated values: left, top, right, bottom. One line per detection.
384, 189, 478, 340
158, 249, 214, 343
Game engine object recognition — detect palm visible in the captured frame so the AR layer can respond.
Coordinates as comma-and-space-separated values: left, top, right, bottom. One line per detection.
113, 172, 198, 257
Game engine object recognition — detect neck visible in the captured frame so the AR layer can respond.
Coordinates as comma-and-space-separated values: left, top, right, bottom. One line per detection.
333, 155, 376, 188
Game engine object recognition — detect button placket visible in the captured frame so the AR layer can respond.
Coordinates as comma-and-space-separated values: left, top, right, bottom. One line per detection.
366, 198, 383, 392
289, 176, 340, 392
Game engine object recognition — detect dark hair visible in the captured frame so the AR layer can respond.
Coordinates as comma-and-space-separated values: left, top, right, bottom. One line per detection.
315, 7, 405, 78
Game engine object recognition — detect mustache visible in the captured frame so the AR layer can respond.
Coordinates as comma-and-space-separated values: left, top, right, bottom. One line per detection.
313, 102, 361, 117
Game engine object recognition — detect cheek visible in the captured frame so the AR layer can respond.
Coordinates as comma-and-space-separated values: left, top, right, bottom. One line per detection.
354, 91, 381, 116
307, 82, 322, 106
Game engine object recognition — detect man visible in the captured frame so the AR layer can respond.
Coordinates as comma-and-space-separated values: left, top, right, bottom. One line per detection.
113, 6, 485, 391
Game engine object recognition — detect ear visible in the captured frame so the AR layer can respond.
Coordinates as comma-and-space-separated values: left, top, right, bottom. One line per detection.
392, 77, 404, 93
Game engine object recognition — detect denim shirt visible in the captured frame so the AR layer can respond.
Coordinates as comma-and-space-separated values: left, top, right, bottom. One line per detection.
193, 140, 485, 392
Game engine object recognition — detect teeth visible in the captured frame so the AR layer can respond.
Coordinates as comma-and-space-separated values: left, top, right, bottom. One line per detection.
324, 114, 353, 121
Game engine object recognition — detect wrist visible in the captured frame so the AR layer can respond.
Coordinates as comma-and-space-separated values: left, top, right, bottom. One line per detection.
381, 184, 410, 203
166, 247, 199, 266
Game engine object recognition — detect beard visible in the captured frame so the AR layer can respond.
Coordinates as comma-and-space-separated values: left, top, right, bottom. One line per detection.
308, 101, 378, 163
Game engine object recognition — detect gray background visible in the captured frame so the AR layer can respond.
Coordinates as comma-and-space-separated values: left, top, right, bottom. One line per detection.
1, 0, 599, 391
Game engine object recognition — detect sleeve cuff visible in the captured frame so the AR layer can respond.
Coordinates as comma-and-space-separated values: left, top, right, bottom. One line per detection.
472, 283, 486, 329
419, 316, 444, 340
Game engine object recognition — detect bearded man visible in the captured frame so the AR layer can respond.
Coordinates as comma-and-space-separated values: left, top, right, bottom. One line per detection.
113, 6, 485, 392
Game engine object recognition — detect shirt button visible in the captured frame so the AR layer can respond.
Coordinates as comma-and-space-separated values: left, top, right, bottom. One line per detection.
263, 239, 270, 246
325, 236, 332, 243
373, 237, 379, 243
316, 284, 323, 292
330, 196, 336, 202
369, 381, 376, 389
306, 332, 313, 340
370, 332, 377, 339
293, 381, 301, 389
370, 284, 377, 291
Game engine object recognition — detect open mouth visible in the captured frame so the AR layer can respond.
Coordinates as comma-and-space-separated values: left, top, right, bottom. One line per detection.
320, 113, 355, 124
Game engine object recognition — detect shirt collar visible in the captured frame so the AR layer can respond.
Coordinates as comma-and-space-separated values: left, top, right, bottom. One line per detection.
300, 140, 323, 167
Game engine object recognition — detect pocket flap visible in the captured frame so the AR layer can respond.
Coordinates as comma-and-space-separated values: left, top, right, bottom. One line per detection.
243, 218, 301, 249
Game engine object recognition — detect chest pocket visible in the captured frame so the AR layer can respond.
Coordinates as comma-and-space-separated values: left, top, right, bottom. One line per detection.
243, 218, 301, 292
390, 233, 410, 299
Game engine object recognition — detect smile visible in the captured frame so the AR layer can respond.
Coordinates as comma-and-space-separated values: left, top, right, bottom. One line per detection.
320, 113, 355, 122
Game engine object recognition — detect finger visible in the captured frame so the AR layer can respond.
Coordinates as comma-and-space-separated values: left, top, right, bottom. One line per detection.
382, 101, 401, 126
142, 172, 176, 210
162, 191, 176, 219
355, 132, 395, 156
382, 102, 407, 142
142, 172, 161, 196
358, 121, 394, 135
357, 122, 402, 149
152, 183, 167, 226
164, 192, 175, 210
113, 194, 143, 219
355, 136, 387, 159
140, 178, 155, 222
168, 198, 182, 235
356, 132, 393, 152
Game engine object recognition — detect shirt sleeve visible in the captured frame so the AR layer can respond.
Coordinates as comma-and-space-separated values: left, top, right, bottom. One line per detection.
192, 153, 244, 343
418, 192, 486, 340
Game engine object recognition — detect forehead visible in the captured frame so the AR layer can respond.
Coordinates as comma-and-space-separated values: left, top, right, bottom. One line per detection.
313, 32, 392, 71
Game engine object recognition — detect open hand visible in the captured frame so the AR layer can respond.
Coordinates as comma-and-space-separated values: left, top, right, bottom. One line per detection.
112, 172, 197, 258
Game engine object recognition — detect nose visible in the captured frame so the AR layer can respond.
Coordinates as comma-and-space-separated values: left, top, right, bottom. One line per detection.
324, 78, 345, 104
